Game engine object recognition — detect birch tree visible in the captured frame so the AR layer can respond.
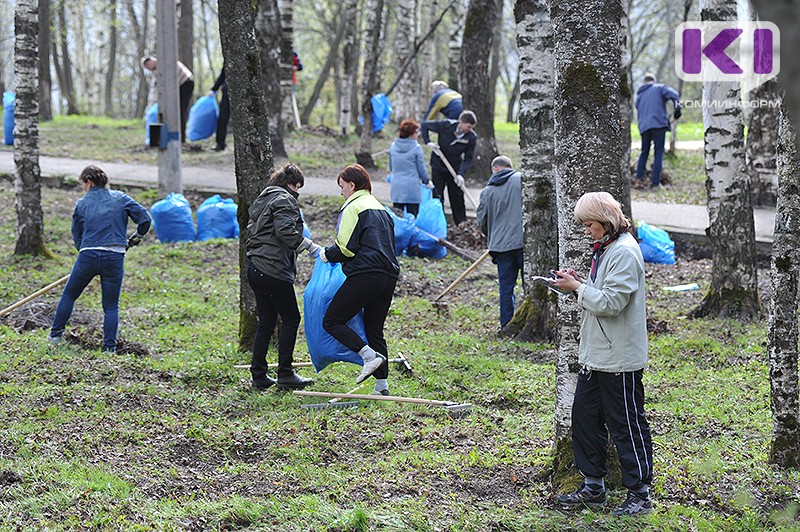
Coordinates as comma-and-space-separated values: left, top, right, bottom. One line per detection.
447, 0, 467, 90
14, 0, 50, 257
52, 0, 78, 115
218, 0, 274, 350
104, 0, 118, 116
419, 0, 439, 113
690, 0, 760, 320
278, 0, 296, 129
767, 100, 800, 468
178, 0, 194, 70
255, 0, 288, 157
355, 0, 386, 168
745, 78, 780, 207
38, 0, 52, 121
548, 0, 625, 490
393, 0, 419, 121
338, 0, 358, 136
506, 0, 556, 342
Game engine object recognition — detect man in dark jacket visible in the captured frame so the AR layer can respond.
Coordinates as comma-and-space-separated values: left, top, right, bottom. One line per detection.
477, 156, 523, 329
208, 67, 229, 151
635, 73, 681, 188
420, 110, 478, 226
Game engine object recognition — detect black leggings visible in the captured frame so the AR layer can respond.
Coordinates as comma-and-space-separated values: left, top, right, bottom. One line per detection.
323, 271, 396, 380
247, 261, 301, 380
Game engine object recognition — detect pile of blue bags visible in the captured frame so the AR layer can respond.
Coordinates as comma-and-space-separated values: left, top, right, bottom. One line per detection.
3, 92, 14, 146
638, 220, 676, 264
150, 193, 240, 243
386, 194, 448, 260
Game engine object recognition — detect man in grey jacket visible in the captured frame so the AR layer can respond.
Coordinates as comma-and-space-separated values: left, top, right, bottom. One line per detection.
477, 156, 523, 329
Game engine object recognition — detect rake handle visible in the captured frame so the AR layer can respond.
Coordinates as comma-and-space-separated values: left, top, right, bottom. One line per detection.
0, 274, 70, 318
293, 390, 458, 407
433, 250, 490, 301
430, 146, 478, 209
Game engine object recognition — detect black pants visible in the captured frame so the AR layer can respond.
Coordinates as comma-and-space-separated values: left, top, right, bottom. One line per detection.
431, 167, 466, 225
216, 86, 230, 149
323, 271, 396, 380
393, 202, 419, 217
247, 262, 300, 380
571, 368, 654, 491
179, 79, 195, 143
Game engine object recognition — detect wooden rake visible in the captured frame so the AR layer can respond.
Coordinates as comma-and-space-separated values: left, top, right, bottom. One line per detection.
294, 390, 473, 418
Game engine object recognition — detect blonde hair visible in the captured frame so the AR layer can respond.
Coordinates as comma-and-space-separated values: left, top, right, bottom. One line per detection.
574, 191, 631, 235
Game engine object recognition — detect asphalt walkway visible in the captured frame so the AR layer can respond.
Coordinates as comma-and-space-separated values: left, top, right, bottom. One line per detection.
0, 150, 775, 244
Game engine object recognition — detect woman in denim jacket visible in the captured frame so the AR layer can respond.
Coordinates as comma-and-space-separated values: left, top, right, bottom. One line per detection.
49, 165, 151, 352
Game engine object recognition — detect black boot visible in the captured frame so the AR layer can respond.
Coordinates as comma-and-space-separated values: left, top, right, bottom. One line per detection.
251, 376, 277, 392
276, 370, 314, 390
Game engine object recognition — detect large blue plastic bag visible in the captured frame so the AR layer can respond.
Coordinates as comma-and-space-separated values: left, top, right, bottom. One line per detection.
420, 183, 432, 204
299, 208, 312, 239
196, 194, 239, 240
638, 220, 675, 264
304, 260, 367, 372
3, 92, 14, 145
371, 93, 392, 133
385, 206, 414, 255
187, 95, 219, 141
151, 193, 196, 243
408, 198, 447, 259
144, 103, 158, 145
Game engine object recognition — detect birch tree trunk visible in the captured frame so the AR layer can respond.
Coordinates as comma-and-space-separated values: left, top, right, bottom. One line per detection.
54, 0, 78, 115
355, 0, 386, 168
14, 0, 50, 257
507, 0, 556, 343
218, 0, 275, 352
255, 0, 288, 157
178, 0, 194, 70
104, 0, 118, 117
460, 0, 499, 181
745, 78, 780, 207
278, 0, 295, 130
690, 0, 761, 321
447, 0, 467, 91
38, 0, 52, 121
393, 0, 419, 121
420, 0, 439, 113
768, 100, 800, 468
338, 0, 358, 136
548, 0, 625, 491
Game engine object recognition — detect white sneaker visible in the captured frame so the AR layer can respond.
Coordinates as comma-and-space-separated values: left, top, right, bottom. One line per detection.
47, 336, 63, 346
356, 354, 386, 384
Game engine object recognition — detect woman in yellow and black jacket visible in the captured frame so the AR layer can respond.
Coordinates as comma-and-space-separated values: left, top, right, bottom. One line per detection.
318, 164, 399, 396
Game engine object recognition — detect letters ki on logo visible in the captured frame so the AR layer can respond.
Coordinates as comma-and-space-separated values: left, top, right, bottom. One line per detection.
675, 21, 780, 93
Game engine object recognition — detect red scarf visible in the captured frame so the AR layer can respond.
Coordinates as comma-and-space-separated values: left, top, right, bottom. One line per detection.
590, 234, 618, 281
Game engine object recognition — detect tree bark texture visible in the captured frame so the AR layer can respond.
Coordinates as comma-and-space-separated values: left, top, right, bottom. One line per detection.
178, 0, 194, 71
37, 0, 52, 121
104, 0, 118, 117
767, 101, 800, 468
511, 0, 557, 343
460, 0, 498, 181
691, 0, 760, 321
420, 0, 439, 114
548, 0, 625, 490
618, 0, 633, 222
745, 78, 780, 207
447, 0, 467, 91
278, 0, 295, 130
393, 0, 419, 121
14, 0, 49, 257
218, 0, 275, 351
356, 0, 386, 168
127, 0, 150, 118
255, 0, 287, 158
338, 0, 358, 136
55, 0, 78, 115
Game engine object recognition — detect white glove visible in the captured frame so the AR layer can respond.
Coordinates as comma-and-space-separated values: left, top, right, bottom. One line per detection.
207, 90, 215, 97
423, 180, 435, 189
307, 243, 322, 258
319, 248, 329, 263
426, 142, 438, 150
455, 174, 465, 188
296, 237, 313, 253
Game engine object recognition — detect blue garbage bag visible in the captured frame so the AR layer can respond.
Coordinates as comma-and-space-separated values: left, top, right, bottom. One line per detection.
187, 95, 219, 141
150, 193, 196, 243
420, 182, 432, 204
304, 260, 367, 372
385, 206, 415, 256
3, 92, 14, 146
408, 198, 447, 259
299, 208, 312, 239
144, 103, 158, 146
637, 220, 675, 264
196, 194, 239, 240
371, 93, 392, 133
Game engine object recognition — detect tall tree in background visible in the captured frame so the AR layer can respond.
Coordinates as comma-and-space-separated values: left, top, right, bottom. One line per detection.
14, 0, 50, 257
178, 0, 194, 71
355, 0, 386, 168
393, 0, 419, 120
338, 0, 358, 135
507, 0, 557, 342
218, 0, 275, 351
278, 0, 296, 130
255, 0, 288, 157
690, 0, 760, 320
419, 0, 439, 112
128, 0, 150, 117
447, 0, 467, 91
104, 0, 118, 116
768, 100, 800, 468
548, 0, 625, 491
460, 0, 499, 181
52, 0, 78, 115
745, 78, 780, 207
37, 0, 52, 121
299, 3, 347, 125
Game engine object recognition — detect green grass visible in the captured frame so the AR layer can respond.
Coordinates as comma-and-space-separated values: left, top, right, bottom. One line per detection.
1, 181, 799, 530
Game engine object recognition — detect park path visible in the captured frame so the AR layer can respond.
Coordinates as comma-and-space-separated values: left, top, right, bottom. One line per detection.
0, 147, 774, 244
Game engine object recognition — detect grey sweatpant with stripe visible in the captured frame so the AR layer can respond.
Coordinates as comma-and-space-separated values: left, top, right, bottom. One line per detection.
571, 368, 654, 491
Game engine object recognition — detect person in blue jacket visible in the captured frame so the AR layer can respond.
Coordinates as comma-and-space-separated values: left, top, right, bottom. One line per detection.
423, 80, 463, 121
389, 118, 430, 217
49, 165, 151, 352
635, 73, 681, 188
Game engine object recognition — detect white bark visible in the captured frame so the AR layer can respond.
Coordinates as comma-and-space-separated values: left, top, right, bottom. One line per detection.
447, 0, 467, 89
278, 0, 295, 130
745, 78, 780, 207
768, 100, 800, 468
338, 0, 358, 136
419, 0, 438, 113
393, 0, 419, 121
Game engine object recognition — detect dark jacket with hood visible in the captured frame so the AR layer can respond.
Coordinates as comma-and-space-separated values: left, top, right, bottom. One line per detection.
246, 185, 308, 283
420, 119, 477, 176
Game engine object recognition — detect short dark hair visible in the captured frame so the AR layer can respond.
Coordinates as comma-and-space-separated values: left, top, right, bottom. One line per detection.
338, 164, 372, 193
79, 165, 109, 188
268, 163, 305, 188
398, 119, 419, 139
459, 110, 477, 125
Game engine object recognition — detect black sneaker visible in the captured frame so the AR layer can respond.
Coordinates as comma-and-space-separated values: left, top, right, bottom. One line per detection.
276, 371, 314, 390
557, 482, 607, 509
251, 376, 277, 391
612, 491, 653, 516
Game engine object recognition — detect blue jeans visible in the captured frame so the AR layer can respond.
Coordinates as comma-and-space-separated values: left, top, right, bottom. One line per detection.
494, 248, 524, 328
51, 250, 125, 351
636, 127, 668, 186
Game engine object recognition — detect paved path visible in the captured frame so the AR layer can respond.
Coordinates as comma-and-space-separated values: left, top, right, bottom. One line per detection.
0, 149, 775, 244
